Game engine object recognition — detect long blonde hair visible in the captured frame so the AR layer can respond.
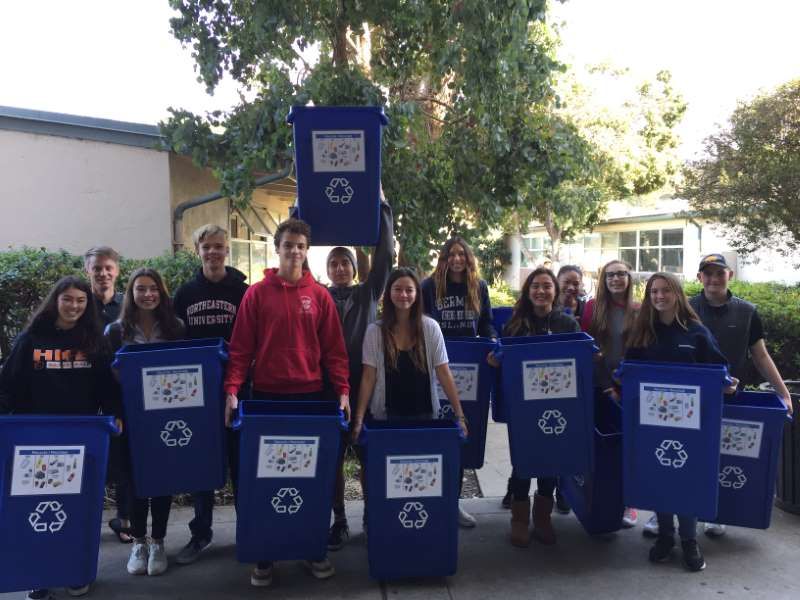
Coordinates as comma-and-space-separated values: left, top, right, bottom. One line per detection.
589, 260, 637, 353
627, 272, 700, 349
432, 237, 481, 315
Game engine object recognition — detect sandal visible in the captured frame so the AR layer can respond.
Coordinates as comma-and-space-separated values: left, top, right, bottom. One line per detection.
108, 518, 134, 544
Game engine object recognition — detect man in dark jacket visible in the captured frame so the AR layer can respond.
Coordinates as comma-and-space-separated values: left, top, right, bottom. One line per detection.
325, 199, 394, 550
172, 224, 249, 565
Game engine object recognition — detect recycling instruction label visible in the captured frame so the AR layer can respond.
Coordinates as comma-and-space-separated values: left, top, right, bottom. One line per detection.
522, 359, 577, 400
142, 364, 204, 410
386, 454, 443, 499
11, 446, 85, 496
640, 383, 700, 430
257, 436, 319, 478
720, 419, 763, 459
435, 363, 479, 402
312, 130, 365, 172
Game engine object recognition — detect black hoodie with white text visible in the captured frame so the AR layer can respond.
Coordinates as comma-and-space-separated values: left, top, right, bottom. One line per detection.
173, 266, 249, 341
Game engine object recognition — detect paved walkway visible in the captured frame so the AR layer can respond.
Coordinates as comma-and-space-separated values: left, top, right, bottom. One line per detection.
3, 422, 800, 599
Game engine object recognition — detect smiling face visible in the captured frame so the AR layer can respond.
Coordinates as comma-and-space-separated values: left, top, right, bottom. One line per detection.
698, 264, 732, 298
558, 270, 581, 304
604, 261, 631, 297
56, 287, 88, 329
132, 276, 160, 312
390, 276, 418, 311
278, 233, 308, 273
649, 276, 677, 315
327, 253, 355, 287
447, 243, 467, 276
198, 233, 229, 272
528, 273, 557, 313
85, 255, 119, 297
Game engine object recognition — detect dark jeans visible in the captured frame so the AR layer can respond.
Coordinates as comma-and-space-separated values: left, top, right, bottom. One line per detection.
115, 480, 131, 520
510, 472, 557, 502
189, 427, 241, 541
131, 494, 172, 540
657, 512, 698, 541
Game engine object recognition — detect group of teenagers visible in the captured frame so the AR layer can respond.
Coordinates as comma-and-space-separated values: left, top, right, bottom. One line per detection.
0, 195, 794, 599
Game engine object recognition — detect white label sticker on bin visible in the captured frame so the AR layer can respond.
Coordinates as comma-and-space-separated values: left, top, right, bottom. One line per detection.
142, 365, 204, 411
257, 436, 319, 478
386, 454, 443, 499
11, 446, 85, 496
435, 363, 479, 402
639, 383, 700, 430
522, 359, 577, 400
720, 419, 763, 459
312, 130, 366, 172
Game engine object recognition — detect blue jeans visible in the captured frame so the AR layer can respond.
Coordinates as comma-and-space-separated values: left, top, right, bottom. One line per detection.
656, 512, 697, 541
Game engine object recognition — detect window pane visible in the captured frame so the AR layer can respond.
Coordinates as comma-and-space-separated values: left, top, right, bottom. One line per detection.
640, 230, 659, 248
601, 232, 619, 249
620, 249, 637, 269
251, 243, 268, 282
662, 228, 683, 246
661, 248, 683, 273
619, 231, 637, 247
601, 250, 620, 264
639, 248, 659, 272
231, 241, 250, 277
524, 238, 534, 250
584, 233, 601, 250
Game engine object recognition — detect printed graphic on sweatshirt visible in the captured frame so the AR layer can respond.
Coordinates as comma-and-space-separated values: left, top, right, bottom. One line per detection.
32, 348, 91, 370
720, 419, 763, 459
257, 436, 319, 478
640, 383, 701, 429
435, 295, 478, 334
184, 299, 237, 328
386, 454, 442, 499
312, 130, 365, 172
142, 365, 204, 410
435, 363, 479, 402
11, 446, 85, 496
522, 359, 577, 400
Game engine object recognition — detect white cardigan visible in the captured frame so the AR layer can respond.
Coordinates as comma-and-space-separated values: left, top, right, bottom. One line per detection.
361, 315, 449, 419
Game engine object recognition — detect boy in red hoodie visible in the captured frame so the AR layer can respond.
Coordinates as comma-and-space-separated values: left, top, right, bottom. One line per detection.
223, 218, 350, 587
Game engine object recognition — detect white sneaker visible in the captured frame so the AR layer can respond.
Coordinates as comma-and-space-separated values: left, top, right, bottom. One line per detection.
642, 514, 660, 537
458, 504, 477, 528
65, 584, 90, 597
147, 540, 168, 576
703, 522, 727, 538
303, 557, 335, 580
250, 562, 273, 587
127, 541, 148, 575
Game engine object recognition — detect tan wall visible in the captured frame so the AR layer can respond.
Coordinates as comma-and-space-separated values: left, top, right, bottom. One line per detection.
0, 129, 171, 258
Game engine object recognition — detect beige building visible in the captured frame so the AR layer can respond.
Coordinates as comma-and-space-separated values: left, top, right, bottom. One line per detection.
0, 106, 297, 284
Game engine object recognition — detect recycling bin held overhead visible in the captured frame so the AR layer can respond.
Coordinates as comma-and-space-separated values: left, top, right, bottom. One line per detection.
712, 391, 789, 529
501, 332, 597, 478
560, 391, 625, 536
362, 419, 462, 580
436, 337, 497, 469
113, 338, 228, 498
287, 105, 389, 246
0, 415, 116, 593
234, 400, 345, 563
618, 360, 729, 520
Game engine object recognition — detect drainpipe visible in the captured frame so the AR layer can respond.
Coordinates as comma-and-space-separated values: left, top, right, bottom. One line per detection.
172, 167, 292, 251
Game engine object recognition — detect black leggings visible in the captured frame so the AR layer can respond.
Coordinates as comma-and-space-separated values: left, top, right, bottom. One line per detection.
510, 471, 556, 502
130, 494, 171, 540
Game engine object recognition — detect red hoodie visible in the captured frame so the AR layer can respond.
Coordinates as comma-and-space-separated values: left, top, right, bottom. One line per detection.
224, 268, 350, 396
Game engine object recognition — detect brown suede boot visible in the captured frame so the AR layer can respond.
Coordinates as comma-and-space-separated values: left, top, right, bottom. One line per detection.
510, 499, 531, 547
532, 494, 556, 545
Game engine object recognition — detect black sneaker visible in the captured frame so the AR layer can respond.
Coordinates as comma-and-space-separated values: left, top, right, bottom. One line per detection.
681, 539, 706, 572
327, 520, 350, 551
501, 490, 512, 509
649, 535, 675, 563
176, 536, 212, 565
27, 591, 52, 600
555, 490, 571, 515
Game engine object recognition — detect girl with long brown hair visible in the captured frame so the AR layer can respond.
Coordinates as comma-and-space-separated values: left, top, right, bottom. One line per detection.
624, 272, 735, 573
106, 267, 185, 578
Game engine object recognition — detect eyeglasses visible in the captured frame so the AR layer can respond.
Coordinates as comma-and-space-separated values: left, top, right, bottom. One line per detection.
605, 271, 629, 279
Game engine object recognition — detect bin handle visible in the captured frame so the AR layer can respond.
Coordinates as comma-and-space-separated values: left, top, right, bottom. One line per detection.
338, 409, 349, 432
491, 339, 504, 363
230, 403, 244, 431
218, 349, 229, 362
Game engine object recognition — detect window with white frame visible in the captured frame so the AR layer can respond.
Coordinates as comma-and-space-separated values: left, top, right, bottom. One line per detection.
230, 213, 276, 284
601, 228, 683, 273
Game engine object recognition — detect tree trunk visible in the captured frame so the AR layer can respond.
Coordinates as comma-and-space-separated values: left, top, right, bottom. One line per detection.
544, 206, 562, 266
332, 0, 348, 67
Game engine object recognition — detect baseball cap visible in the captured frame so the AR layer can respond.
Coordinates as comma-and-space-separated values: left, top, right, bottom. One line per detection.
698, 253, 730, 271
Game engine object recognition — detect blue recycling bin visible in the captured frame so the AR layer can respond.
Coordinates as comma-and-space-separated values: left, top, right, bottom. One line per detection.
436, 337, 496, 469
287, 106, 388, 246
559, 392, 624, 535
619, 360, 729, 520
491, 307, 513, 337
712, 391, 789, 529
490, 308, 513, 423
362, 419, 462, 580
0, 415, 116, 593
500, 332, 596, 477
112, 338, 228, 498
234, 400, 345, 562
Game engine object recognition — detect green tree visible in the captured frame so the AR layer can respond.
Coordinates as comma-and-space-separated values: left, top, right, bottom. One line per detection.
162, 0, 567, 270
681, 79, 800, 257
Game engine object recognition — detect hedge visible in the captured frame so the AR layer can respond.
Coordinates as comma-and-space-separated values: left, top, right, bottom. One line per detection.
0, 247, 200, 359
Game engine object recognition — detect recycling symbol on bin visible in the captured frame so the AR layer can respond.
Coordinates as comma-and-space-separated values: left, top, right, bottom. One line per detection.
28, 500, 67, 533
271, 487, 303, 515
438, 402, 455, 420
655, 439, 688, 469
572, 474, 585, 488
538, 409, 567, 435
325, 177, 354, 204
398, 501, 429, 529
160, 419, 193, 447
719, 465, 747, 489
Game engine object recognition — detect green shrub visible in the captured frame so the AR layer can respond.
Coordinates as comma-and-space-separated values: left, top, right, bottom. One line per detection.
489, 280, 517, 308
0, 248, 200, 359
